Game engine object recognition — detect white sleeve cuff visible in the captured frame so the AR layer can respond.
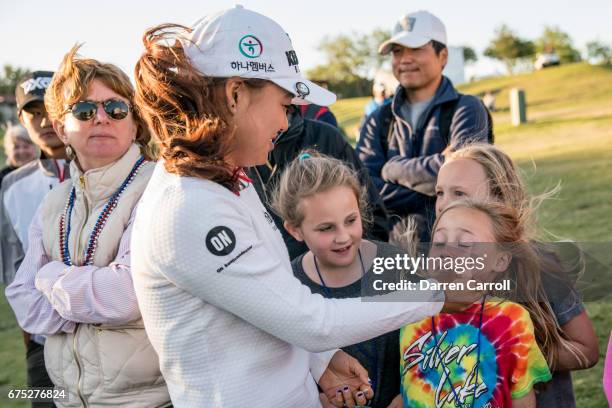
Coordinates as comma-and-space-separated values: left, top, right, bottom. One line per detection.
309, 349, 339, 383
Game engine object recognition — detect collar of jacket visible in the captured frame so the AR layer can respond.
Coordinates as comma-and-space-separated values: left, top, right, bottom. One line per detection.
390, 75, 459, 120
38, 158, 70, 178
70, 143, 142, 202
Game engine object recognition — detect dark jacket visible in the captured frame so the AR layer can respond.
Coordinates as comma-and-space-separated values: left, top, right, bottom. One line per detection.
249, 111, 390, 260
299, 104, 338, 127
356, 76, 490, 221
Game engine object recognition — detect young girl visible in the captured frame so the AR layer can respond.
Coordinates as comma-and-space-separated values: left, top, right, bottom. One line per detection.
273, 153, 418, 407
435, 143, 598, 407
401, 200, 553, 408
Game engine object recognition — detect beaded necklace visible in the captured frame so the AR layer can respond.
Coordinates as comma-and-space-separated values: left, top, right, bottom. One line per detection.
59, 156, 146, 266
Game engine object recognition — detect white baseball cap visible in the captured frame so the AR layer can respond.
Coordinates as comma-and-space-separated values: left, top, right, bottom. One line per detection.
379, 11, 447, 55
181, 5, 336, 106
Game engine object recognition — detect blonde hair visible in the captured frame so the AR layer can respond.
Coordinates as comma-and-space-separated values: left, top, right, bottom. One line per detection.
446, 143, 525, 209
44, 44, 153, 159
271, 152, 371, 229
444, 142, 562, 238
434, 199, 588, 370
3, 123, 34, 164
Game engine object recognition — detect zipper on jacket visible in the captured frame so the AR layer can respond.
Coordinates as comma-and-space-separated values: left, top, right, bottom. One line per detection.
72, 324, 88, 407
389, 98, 414, 155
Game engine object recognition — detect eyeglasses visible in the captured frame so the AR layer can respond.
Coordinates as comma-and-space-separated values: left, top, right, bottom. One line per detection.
66, 99, 131, 121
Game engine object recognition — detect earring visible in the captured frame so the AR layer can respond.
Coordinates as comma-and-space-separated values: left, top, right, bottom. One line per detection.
65, 145, 76, 160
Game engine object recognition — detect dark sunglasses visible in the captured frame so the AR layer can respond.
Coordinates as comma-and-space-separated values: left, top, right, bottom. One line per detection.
67, 99, 131, 121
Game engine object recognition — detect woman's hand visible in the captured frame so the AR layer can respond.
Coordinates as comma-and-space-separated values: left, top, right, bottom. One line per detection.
318, 350, 373, 407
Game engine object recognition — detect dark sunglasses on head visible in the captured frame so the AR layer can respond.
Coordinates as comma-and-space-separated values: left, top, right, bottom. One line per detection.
67, 99, 131, 121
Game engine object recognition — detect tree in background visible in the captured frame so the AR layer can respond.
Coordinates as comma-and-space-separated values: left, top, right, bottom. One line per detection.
0, 65, 30, 95
0, 65, 31, 123
462, 46, 478, 64
484, 25, 535, 74
306, 29, 390, 97
586, 41, 612, 65
536, 26, 581, 63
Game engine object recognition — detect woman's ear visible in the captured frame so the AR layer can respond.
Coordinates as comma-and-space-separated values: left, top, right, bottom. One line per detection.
493, 251, 512, 273
283, 220, 304, 242
52, 121, 68, 144
225, 77, 246, 114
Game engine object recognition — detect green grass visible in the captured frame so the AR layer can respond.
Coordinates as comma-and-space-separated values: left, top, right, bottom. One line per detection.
333, 62, 612, 407
0, 285, 27, 407
1, 62, 611, 406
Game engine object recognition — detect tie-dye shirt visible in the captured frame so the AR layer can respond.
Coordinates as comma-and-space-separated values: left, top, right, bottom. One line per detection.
400, 300, 551, 408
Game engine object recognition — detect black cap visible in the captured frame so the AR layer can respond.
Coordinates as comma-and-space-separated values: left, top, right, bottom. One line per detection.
15, 71, 54, 113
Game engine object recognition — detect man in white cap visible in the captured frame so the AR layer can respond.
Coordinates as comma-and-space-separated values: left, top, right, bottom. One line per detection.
356, 11, 491, 241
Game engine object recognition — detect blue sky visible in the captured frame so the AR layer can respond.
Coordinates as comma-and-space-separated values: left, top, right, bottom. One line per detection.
1, 0, 610, 78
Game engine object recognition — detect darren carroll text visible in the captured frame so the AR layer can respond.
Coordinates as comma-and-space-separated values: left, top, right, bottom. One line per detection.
373, 279, 512, 292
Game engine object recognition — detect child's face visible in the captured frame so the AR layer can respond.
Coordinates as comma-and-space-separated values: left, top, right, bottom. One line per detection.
289, 186, 363, 267
435, 158, 490, 216
430, 206, 509, 284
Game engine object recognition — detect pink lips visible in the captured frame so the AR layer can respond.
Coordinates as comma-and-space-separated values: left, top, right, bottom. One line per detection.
90, 133, 115, 140
40, 131, 57, 140
332, 244, 352, 254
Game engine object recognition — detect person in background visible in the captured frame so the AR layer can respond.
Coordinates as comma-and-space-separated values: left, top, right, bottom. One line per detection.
300, 103, 339, 127
364, 82, 391, 117
1, 123, 38, 184
356, 10, 491, 242
0, 71, 68, 408
1, 71, 69, 283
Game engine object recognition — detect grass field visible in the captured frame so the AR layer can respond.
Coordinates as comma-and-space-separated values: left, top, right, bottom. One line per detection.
0, 62, 611, 406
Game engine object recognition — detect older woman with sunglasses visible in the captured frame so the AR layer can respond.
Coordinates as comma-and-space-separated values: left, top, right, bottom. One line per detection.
6, 46, 170, 407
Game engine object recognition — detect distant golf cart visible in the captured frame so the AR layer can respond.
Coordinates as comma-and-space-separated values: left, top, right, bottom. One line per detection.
534, 52, 561, 70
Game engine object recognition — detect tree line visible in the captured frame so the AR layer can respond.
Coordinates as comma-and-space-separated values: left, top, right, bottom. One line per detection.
305, 25, 612, 97
1, 28, 611, 100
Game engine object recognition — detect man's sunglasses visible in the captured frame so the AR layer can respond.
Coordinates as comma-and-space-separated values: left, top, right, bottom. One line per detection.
66, 99, 131, 121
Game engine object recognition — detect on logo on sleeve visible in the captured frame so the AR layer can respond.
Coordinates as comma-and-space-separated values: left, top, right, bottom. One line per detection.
206, 226, 236, 256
